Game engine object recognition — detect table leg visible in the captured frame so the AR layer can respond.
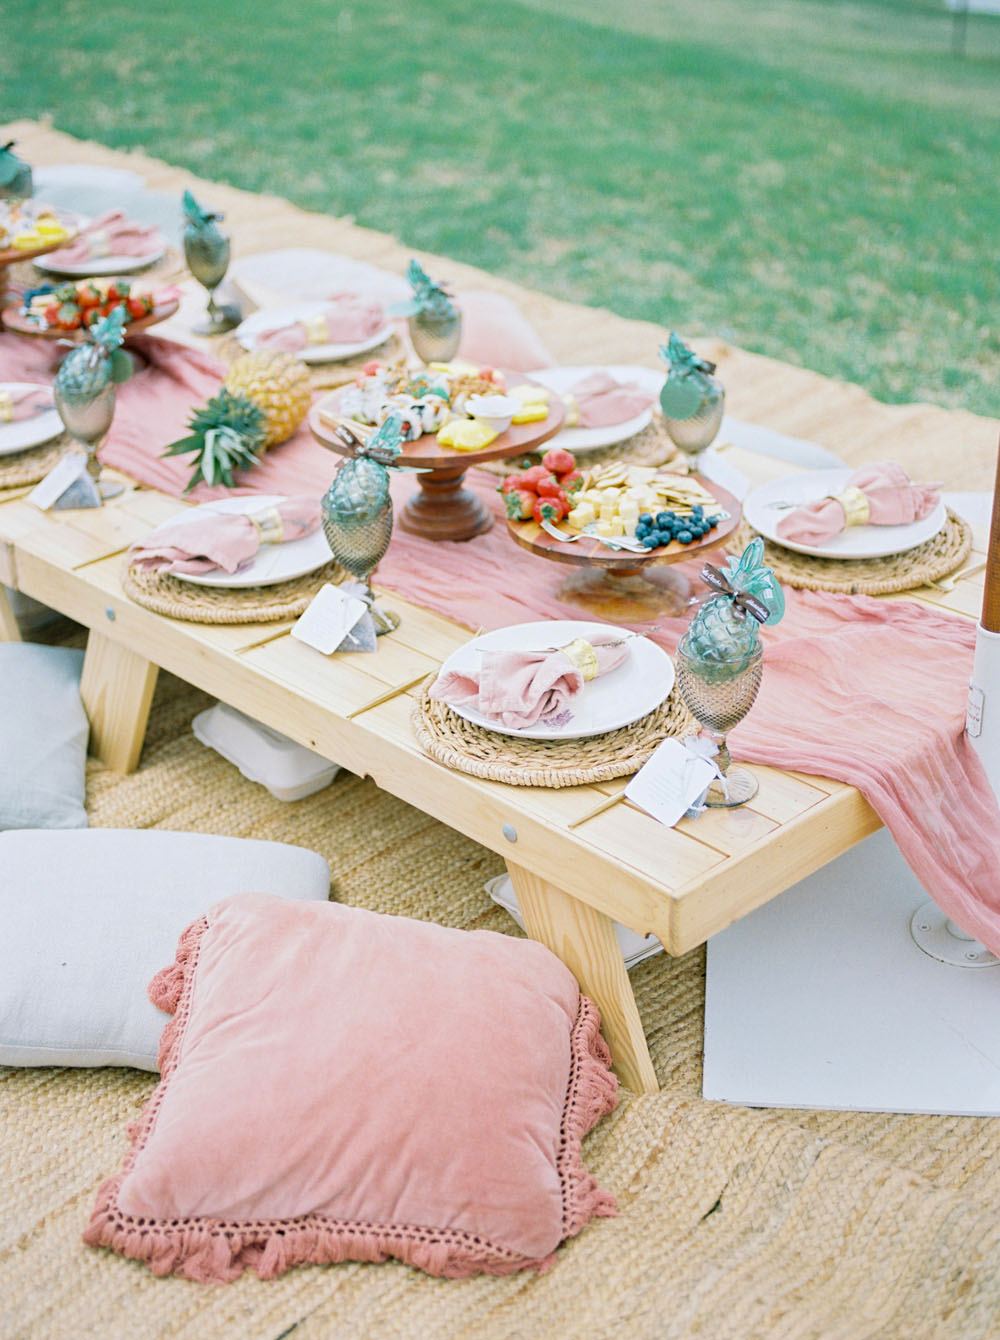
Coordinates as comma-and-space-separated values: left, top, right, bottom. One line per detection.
505, 861, 659, 1094
80, 631, 158, 773
0, 587, 21, 642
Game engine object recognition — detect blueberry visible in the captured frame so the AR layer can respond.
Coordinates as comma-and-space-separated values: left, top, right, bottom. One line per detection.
691, 504, 704, 517
677, 528, 694, 544
641, 533, 660, 548
706, 514, 719, 528
656, 511, 674, 527
638, 512, 653, 526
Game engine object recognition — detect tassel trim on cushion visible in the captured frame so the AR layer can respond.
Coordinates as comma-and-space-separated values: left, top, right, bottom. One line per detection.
85, 913, 618, 1281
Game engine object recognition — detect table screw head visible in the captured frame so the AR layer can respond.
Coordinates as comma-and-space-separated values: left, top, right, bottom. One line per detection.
502, 824, 517, 843
104, 606, 116, 621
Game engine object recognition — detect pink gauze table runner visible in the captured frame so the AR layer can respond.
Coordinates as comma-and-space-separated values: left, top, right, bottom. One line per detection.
4, 331, 998, 951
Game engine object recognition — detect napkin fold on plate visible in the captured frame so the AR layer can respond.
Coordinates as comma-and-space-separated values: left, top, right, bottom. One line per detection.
430, 630, 631, 729
127, 496, 321, 576
0, 386, 54, 423
776, 462, 941, 548
566, 371, 656, 429
255, 294, 387, 352
43, 210, 164, 266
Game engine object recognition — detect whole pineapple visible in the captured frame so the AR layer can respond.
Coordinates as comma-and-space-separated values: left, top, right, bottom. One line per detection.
163, 350, 311, 492
682, 538, 785, 681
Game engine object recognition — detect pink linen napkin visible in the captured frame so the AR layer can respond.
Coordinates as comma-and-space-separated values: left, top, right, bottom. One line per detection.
255, 295, 387, 351
43, 209, 163, 265
126, 496, 321, 575
430, 631, 630, 728
569, 371, 655, 428
1, 385, 53, 421
776, 462, 941, 548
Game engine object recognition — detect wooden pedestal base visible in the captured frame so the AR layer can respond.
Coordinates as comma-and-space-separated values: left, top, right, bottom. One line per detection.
396, 467, 494, 542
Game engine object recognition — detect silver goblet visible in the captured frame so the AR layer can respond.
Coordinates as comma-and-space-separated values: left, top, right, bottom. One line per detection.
53, 380, 123, 500
675, 635, 763, 806
183, 223, 240, 335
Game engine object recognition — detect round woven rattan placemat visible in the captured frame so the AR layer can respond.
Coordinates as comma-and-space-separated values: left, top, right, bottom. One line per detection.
0, 434, 73, 489
729, 508, 972, 595
411, 677, 695, 787
121, 558, 346, 623
479, 414, 684, 479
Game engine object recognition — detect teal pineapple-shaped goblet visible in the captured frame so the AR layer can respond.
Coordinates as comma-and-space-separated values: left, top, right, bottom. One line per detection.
675, 538, 784, 805
390, 259, 462, 364
658, 331, 725, 456
321, 414, 405, 635
53, 307, 132, 501
182, 189, 240, 335
0, 140, 32, 200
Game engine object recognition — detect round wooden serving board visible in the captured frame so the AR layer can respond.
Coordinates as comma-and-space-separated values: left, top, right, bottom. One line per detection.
310, 377, 566, 542
1, 296, 180, 341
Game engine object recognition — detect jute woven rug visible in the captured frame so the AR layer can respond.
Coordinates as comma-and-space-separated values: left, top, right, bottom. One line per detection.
3, 625, 1000, 1340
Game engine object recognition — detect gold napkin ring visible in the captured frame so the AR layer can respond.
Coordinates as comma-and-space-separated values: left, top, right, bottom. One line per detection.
249, 507, 284, 544
0, 391, 12, 423
559, 637, 600, 681
87, 229, 111, 259
831, 485, 870, 528
303, 313, 329, 345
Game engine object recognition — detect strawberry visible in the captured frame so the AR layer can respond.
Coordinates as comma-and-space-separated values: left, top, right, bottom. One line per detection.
504, 488, 537, 522
498, 475, 526, 496
542, 446, 576, 476
533, 494, 568, 524
557, 468, 584, 494
125, 296, 148, 320
535, 474, 564, 499
516, 464, 552, 490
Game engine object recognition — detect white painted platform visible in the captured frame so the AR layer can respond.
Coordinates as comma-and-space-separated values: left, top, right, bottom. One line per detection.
703, 829, 1000, 1115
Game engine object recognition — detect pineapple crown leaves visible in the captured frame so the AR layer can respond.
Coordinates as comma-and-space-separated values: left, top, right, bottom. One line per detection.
0, 140, 28, 187
700, 538, 786, 626
86, 306, 128, 355
182, 189, 223, 231
55, 308, 131, 395
162, 388, 267, 493
387, 259, 456, 320
658, 332, 716, 379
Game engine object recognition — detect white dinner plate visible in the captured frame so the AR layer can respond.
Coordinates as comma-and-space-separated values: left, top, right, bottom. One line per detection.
744, 469, 947, 559
155, 495, 333, 589
437, 619, 674, 740
524, 365, 663, 454
0, 384, 62, 455
236, 302, 393, 364
34, 239, 167, 278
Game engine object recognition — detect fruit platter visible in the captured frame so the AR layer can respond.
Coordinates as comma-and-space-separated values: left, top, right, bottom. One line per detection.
505, 451, 742, 618
310, 360, 565, 541
0, 198, 79, 298
1, 277, 180, 341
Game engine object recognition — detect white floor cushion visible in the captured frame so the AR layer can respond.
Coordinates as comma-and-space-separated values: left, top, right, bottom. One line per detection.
0, 829, 331, 1070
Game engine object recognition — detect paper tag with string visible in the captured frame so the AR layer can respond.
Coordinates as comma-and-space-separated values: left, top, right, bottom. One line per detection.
625, 736, 722, 827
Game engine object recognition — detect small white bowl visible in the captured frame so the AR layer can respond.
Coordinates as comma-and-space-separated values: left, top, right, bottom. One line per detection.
465, 393, 516, 433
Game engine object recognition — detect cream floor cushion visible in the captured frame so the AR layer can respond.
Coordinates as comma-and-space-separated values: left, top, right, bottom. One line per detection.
0, 829, 331, 1070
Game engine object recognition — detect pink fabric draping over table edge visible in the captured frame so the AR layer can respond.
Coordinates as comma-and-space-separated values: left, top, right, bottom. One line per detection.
5, 333, 998, 950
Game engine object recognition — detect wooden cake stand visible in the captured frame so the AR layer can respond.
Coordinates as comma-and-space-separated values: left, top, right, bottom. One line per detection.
507, 476, 743, 619
310, 384, 566, 542
0, 231, 79, 304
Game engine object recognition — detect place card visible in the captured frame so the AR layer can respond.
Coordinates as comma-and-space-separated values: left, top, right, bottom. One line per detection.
291, 583, 373, 655
27, 452, 101, 511
625, 737, 719, 828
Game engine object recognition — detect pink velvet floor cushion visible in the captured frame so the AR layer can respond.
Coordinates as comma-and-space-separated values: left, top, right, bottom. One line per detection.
85, 893, 618, 1281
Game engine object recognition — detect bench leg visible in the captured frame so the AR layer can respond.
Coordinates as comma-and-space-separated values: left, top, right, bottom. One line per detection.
0, 586, 21, 641
505, 861, 659, 1094
80, 631, 158, 773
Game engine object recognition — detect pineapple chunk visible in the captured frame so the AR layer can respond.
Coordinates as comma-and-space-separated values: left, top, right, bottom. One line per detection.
436, 419, 499, 450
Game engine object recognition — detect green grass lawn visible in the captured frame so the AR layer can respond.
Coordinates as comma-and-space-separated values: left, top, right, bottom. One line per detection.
3, 0, 998, 416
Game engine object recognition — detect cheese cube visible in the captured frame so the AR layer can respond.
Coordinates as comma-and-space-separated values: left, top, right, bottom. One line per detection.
595, 518, 625, 538
566, 502, 596, 531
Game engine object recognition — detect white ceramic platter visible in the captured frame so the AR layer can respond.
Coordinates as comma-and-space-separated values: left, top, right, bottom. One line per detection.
236, 302, 393, 364
0, 384, 62, 455
437, 619, 674, 740
35, 238, 167, 278
523, 364, 663, 454
744, 469, 946, 559
158, 495, 333, 589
